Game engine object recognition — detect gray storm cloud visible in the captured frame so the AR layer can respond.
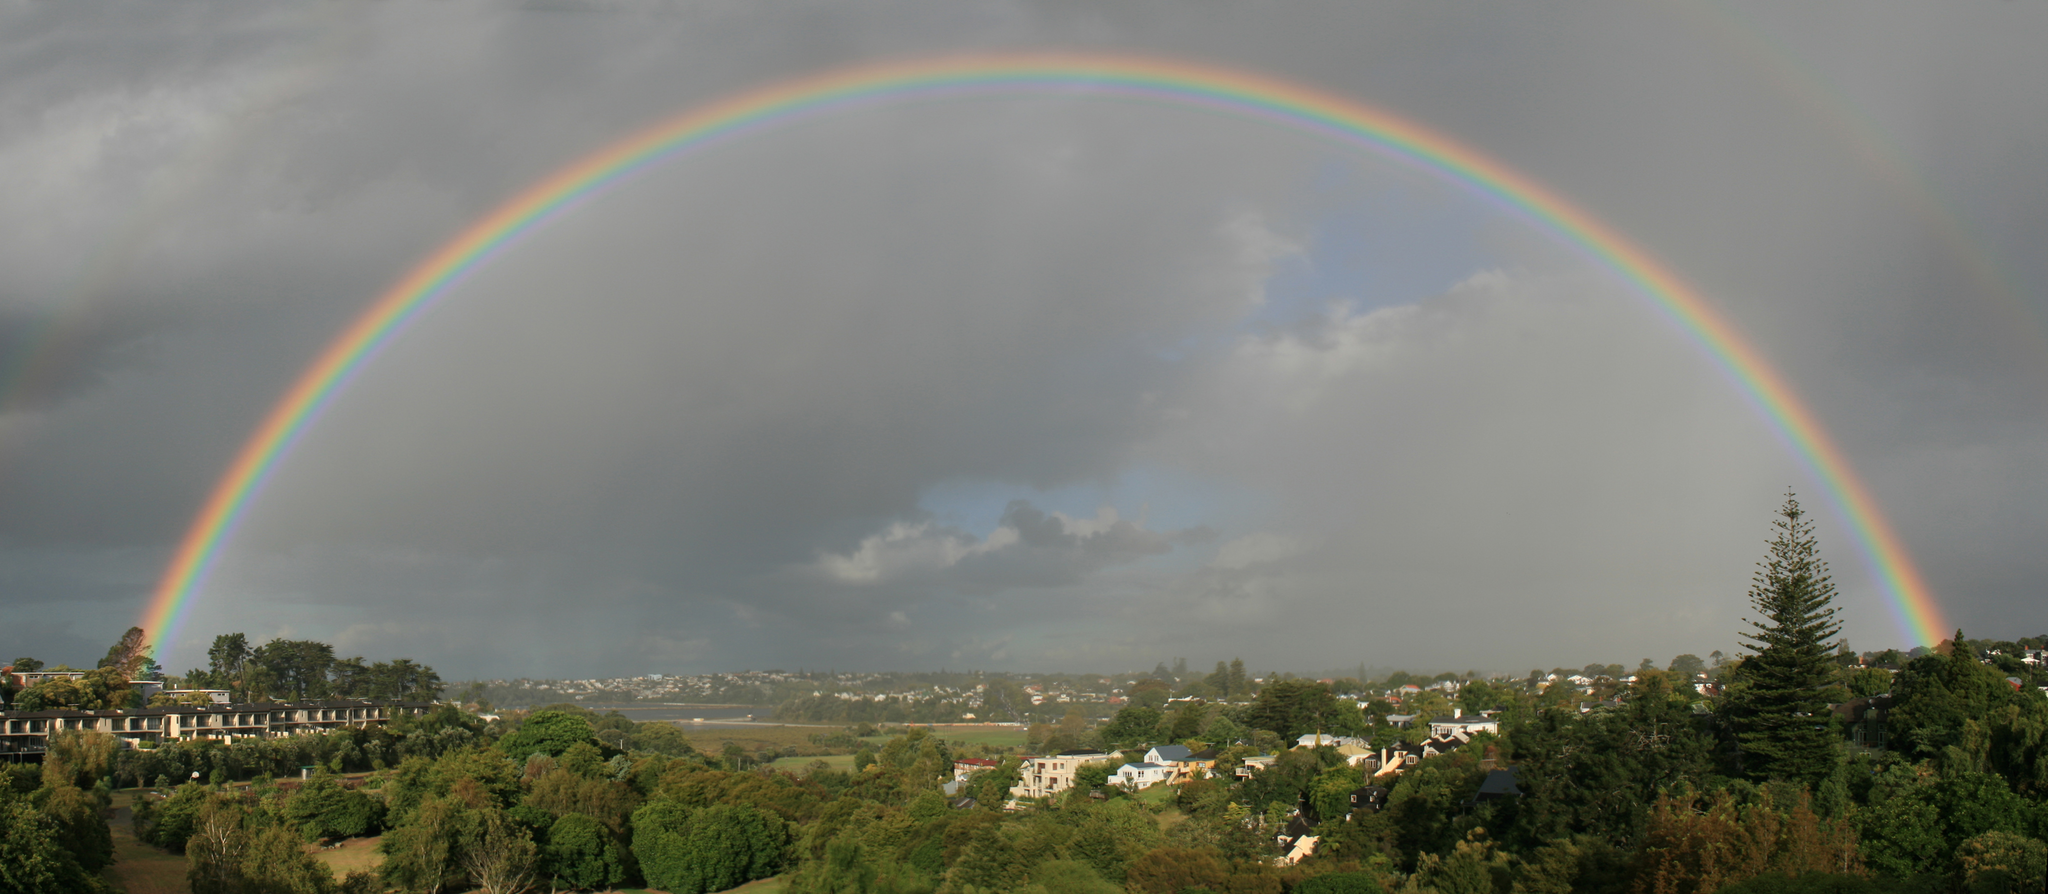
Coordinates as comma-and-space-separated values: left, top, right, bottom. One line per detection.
1, 1, 2043, 677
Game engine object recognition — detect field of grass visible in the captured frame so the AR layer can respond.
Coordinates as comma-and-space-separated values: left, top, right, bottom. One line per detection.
764, 753, 859, 773
926, 726, 1028, 751
1135, 782, 1179, 807
693, 725, 843, 752
310, 835, 383, 879
104, 791, 190, 894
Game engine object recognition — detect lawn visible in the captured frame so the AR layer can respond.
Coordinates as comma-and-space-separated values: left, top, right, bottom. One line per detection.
310, 834, 383, 879
765, 753, 858, 773
697, 725, 844, 752
104, 791, 190, 894
1135, 782, 1180, 807
927, 725, 1027, 751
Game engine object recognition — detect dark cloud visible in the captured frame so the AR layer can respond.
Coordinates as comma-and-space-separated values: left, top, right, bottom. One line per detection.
1, 1, 2044, 677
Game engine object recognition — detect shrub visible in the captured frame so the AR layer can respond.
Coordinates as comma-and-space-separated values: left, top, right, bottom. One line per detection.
1293, 871, 1389, 894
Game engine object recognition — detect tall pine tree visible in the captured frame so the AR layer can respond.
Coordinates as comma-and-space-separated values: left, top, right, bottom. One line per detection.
1724, 493, 1844, 786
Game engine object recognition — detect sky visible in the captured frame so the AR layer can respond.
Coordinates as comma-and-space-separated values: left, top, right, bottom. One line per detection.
2, 0, 2045, 681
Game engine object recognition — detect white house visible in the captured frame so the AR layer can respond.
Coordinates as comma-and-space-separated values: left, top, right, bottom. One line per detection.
1426, 713, 1499, 740
1144, 744, 1192, 764
1109, 762, 1176, 789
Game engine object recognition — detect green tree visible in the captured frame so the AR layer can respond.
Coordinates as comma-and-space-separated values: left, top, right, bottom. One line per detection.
0, 787, 101, 894
13, 677, 85, 711
496, 710, 596, 759
1668, 654, 1707, 679
252, 639, 334, 701
1244, 679, 1341, 741
1722, 494, 1845, 786
543, 813, 627, 891
285, 775, 386, 841
1293, 871, 1388, 894
1098, 706, 1162, 748
634, 800, 788, 894
459, 807, 539, 894
378, 795, 469, 894
207, 634, 251, 692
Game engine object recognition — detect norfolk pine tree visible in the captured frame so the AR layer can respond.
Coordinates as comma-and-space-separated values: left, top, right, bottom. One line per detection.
1724, 493, 1844, 786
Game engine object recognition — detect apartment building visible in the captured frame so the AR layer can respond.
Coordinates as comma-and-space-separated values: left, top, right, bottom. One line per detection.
0, 700, 435, 757
1009, 748, 1118, 800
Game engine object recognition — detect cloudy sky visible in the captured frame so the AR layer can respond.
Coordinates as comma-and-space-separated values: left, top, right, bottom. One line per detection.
2, 0, 2044, 681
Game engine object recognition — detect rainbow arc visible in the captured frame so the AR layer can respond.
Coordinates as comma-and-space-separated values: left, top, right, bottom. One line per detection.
139, 52, 1949, 659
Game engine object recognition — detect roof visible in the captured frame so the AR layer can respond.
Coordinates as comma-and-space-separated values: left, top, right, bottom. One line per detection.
1148, 744, 1192, 761
1186, 747, 1220, 761
1470, 768, 1522, 804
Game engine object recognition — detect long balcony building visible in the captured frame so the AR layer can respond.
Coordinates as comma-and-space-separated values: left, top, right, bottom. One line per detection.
0, 700, 435, 758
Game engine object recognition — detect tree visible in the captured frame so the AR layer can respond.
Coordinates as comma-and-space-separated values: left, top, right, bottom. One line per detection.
253, 639, 334, 701
207, 634, 251, 692
460, 807, 539, 894
1668, 654, 1707, 679
1099, 706, 1162, 748
634, 800, 788, 894
496, 711, 595, 759
0, 787, 102, 894
378, 795, 467, 894
1244, 679, 1341, 741
543, 813, 627, 891
100, 627, 152, 681
1722, 494, 1845, 786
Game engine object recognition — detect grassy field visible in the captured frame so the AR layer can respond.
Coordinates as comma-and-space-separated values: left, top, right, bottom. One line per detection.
765, 752, 859, 773
926, 726, 1028, 750
686, 722, 1025, 761
1135, 782, 1179, 807
694, 725, 841, 752
310, 835, 383, 879
104, 791, 190, 894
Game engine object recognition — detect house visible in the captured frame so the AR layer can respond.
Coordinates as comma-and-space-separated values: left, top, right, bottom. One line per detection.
1293, 734, 1367, 749
1109, 762, 1175, 789
1144, 744, 1191, 764
1275, 815, 1319, 865
1348, 785, 1390, 815
1173, 747, 1221, 781
953, 757, 1000, 780
1010, 749, 1117, 800
1364, 735, 1468, 779
1334, 743, 1375, 768
1383, 713, 1418, 729
1467, 768, 1521, 808
1426, 713, 1499, 740
159, 689, 232, 705
1235, 754, 1277, 779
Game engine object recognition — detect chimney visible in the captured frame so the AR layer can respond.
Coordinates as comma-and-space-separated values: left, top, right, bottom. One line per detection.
1453, 707, 1462, 718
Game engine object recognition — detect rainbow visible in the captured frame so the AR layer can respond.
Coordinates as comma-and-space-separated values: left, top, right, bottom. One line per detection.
140, 51, 1949, 660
